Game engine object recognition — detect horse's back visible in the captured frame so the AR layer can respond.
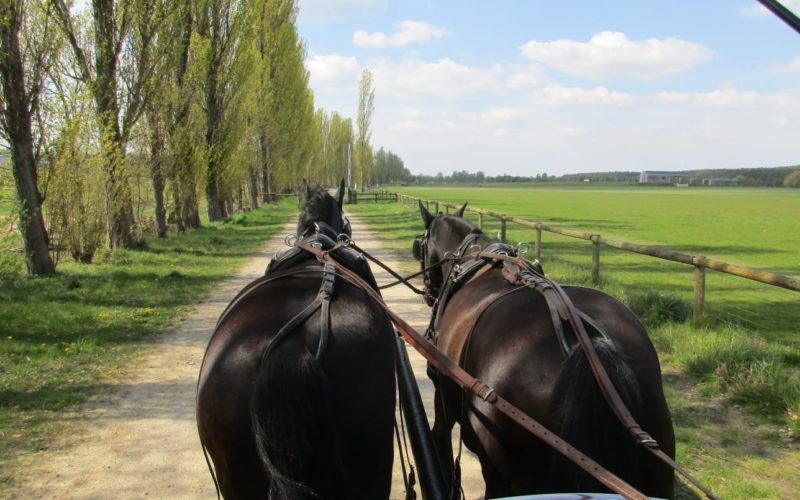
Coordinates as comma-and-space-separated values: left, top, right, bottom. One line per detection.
197, 273, 396, 499
435, 271, 674, 497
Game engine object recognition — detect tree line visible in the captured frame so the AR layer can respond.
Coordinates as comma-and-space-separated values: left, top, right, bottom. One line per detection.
0, 0, 405, 276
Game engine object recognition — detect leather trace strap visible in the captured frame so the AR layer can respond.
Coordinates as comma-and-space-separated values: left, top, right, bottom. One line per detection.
295, 240, 649, 500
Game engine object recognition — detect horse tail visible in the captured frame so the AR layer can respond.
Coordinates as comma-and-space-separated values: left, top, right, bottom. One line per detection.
249, 336, 351, 500
548, 337, 644, 492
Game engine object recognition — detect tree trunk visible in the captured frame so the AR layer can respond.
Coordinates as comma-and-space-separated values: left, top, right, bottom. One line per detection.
249, 164, 260, 209
148, 110, 167, 237
205, 159, 224, 220
259, 131, 272, 202
204, 49, 225, 221
0, 3, 56, 275
93, 0, 134, 248
150, 153, 167, 237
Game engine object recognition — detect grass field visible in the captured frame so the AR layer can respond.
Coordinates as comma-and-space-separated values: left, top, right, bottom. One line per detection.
0, 200, 297, 486
348, 184, 800, 500
390, 184, 800, 343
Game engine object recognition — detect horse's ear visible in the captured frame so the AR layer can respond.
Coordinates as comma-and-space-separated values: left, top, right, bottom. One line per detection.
302, 178, 311, 199
336, 178, 345, 208
455, 202, 468, 218
419, 200, 434, 229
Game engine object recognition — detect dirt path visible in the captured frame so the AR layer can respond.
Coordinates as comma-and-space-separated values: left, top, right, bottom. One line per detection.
7, 217, 484, 499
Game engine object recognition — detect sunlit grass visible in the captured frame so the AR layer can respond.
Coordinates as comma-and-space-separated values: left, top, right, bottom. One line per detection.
349, 198, 800, 499
0, 200, 296, 484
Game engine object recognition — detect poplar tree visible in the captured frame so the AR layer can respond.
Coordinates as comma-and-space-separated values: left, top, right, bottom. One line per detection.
0, 0, 57, 274
354, 68, 374, 190
255, 0, 315, 194
52, 0, 168, 248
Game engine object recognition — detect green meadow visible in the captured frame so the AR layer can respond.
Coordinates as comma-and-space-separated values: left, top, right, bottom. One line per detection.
392, 184, 800, 343
349, 183, 800, 500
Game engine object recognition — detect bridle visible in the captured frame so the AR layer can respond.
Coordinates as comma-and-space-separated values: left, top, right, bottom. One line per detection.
413, 223, 484, 308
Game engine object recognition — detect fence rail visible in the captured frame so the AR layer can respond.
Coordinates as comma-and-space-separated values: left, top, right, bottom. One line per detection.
383, 191, 800, 318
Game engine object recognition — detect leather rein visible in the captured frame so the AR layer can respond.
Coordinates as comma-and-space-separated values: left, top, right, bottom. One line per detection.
415, 231, 720, 500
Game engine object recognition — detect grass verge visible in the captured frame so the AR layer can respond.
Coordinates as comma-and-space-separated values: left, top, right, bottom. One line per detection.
0, 200, 296, 485
347, 200, 800, 500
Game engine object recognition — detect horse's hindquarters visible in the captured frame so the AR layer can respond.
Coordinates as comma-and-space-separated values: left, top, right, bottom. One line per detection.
197, 278, 397, 499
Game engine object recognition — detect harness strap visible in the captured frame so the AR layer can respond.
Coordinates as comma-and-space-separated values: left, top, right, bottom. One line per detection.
480, 250, 720, 500
295, 240, 649, 500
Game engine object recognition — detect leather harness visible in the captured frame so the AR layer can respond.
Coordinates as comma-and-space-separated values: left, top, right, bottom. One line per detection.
415, 231, 719, 500
218, 226, 717, 500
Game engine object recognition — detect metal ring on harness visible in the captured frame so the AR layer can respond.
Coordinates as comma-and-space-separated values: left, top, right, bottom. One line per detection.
516, 242, 531, 255
284, 234, 298, 247
466, 244, 483, 258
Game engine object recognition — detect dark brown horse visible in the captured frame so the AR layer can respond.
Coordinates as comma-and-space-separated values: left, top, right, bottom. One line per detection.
196, 181, 396, 499
415, 202, 675, 499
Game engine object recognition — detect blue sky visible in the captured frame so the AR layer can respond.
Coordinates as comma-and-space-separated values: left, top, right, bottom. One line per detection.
297, 1, 800, 176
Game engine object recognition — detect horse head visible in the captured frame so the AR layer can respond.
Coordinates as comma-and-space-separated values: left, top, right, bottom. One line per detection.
297, 178, 351, 238
414, 200, 474, 305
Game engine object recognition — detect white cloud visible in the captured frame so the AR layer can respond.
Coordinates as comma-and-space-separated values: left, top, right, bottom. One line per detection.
306, 54, 360, 92
476, 107, 525, 123
521, 31, 713, 81
505, 63, 549, 89
371, 57, 498, 99
772, 56, 800, 73
652, 87, 800, 109
556, 125, 585, 137
494, 128, 509, 137
299, 0, 387, 23
740, 0, 800, 17
533, 85, 635, 106
354, 20, 449, 49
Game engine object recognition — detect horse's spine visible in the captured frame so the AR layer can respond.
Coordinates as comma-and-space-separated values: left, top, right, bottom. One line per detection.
548, 337, 644, 493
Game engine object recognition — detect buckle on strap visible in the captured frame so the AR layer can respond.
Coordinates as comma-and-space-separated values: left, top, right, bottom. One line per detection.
321, 263, 336, 298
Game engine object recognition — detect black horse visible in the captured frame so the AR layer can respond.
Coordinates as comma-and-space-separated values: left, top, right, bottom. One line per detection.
415, 202, 675, 499
196, 181, 396, 499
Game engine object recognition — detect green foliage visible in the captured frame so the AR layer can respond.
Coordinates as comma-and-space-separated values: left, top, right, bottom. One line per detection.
373, 147, 411, 185
784, 169, 800, 188
0, 240, 23, 286
45, 114, 107, 264
627, 291, 691, 326
354, 68, 375, 189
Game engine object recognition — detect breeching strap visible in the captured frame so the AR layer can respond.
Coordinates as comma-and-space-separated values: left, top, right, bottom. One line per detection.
296, 241, 648, 500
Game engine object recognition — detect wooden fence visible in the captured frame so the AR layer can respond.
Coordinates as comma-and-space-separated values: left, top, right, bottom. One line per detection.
387, 192, 800, 318
348, 190, 398, 204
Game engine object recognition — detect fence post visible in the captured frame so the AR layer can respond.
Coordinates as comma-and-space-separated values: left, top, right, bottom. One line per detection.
591, 234, 601, 282
434, 201, 439, 214
500, 217, 507, 242
535, 226, 542, 260
693, 256, 706, 318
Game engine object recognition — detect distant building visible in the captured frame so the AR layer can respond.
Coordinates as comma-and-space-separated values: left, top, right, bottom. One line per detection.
639, 171, 692, 184
702, 177, 737, 186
